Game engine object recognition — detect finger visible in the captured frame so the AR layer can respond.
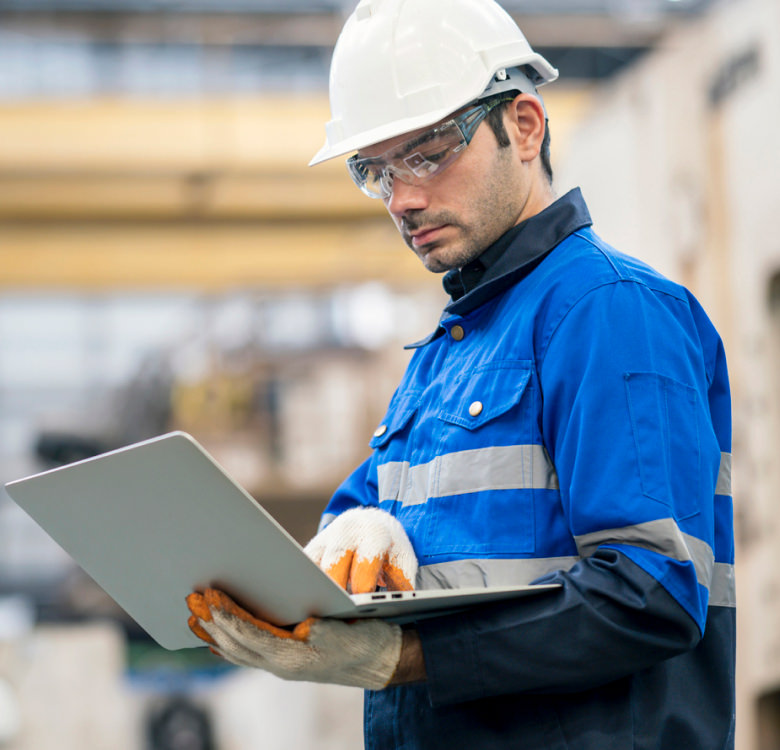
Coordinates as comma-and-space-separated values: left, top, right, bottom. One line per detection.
187, 614, 218, 646
203, 588, 298, 641
381, 560, 414, 591
290, 617, 317, 641
324, 549, 354, 590
186, 592, 212, 622
350, 554, 384, 594
205, 628, 274, 669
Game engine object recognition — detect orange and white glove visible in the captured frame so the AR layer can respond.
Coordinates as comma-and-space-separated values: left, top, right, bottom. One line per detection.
186, 589, 402, 689
303, 507, 417, 594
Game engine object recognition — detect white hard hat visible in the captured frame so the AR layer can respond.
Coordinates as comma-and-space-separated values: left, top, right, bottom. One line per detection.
309, 0, 558, 166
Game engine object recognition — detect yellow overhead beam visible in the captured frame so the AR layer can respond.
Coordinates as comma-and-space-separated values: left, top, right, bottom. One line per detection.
0, 90, 593, 220
0, 96, 384, 220
0, 91, 592, 170
0, 219, 431, 290
0, 96, 333, 172
0, 171, 380, 221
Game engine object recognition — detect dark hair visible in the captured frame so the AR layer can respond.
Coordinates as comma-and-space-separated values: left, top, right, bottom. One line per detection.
485, 98, 553, 184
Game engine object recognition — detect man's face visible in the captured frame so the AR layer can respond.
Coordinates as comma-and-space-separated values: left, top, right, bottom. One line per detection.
356, 107, 534, 273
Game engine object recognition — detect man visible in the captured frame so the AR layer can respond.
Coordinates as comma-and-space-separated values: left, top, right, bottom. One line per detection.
187, 1, 736, 748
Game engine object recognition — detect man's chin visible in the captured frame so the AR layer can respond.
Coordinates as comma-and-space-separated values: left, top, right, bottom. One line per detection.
416, 245, 459, 274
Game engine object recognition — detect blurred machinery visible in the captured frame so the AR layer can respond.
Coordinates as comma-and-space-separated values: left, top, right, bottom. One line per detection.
145, 696, 215, 750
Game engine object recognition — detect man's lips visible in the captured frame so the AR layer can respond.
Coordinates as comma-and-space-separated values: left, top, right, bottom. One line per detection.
410, 225, 447, 248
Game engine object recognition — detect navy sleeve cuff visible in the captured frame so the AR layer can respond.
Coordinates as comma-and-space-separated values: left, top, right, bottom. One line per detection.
416, 550, 700, 707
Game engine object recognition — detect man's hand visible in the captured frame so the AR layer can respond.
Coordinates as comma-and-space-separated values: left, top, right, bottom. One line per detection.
186, 588, 403, 690
304, 507, 417, 593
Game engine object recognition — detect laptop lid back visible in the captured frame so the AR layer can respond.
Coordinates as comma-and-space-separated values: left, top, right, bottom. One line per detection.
4, 432, 355, 649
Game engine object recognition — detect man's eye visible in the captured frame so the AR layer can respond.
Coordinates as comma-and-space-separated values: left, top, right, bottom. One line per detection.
415, 138, 451, 162
424, 149, 449, 163
403, 147, 450, 174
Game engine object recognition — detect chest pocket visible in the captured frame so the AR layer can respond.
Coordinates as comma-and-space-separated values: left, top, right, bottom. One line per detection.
423, 360, 541, 557
369, 391, 421, 450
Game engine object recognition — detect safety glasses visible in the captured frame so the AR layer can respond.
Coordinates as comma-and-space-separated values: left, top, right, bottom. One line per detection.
346, 95, 513, 199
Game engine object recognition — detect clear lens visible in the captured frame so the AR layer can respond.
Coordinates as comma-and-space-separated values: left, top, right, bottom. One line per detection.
347, 122, 466, 199
346, 96, 510, 199
346, 157, 386, 198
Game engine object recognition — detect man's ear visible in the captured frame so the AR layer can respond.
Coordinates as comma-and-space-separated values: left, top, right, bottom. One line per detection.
505, 94, 547, 162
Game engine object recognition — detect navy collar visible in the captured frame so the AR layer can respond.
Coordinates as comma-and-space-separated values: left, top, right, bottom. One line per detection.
406, 188, 592, 349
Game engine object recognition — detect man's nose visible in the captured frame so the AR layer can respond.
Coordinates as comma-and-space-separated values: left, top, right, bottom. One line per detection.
384, 175, 429, 217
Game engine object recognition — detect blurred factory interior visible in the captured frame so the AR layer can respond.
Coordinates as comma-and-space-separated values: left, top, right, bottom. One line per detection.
0, 0, 779, 747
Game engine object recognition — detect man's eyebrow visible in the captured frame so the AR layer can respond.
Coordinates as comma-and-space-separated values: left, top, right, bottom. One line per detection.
356, 124, 445, 163
392, 128, 440, 158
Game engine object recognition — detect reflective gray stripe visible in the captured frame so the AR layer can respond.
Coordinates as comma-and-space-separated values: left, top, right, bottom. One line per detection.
716, 452, 732, 496
418, 556, 579, 589
378, 444, 559, 506
420, 556, 736, 610
376, 461, 404, 504
575, 518, 715, 588
709, 562, 736, 607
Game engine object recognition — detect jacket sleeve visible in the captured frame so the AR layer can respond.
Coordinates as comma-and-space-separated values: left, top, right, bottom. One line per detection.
418, 276, 725, 705
417, 549, 699, 704
315, 455, 379, 533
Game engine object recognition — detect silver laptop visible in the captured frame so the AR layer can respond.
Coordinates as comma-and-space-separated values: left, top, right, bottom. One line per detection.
4, 431, 559, 650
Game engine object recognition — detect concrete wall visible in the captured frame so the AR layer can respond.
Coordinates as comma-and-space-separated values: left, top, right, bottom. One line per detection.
556, 0, 780, 745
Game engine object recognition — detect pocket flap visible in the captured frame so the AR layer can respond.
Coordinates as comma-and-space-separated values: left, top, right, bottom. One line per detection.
369, 390, 421, 448
438, 361, 532, 430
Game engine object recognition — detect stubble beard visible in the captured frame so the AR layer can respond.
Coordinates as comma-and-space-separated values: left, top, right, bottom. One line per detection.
400, 150, 524, 274
400, 212, 483, 273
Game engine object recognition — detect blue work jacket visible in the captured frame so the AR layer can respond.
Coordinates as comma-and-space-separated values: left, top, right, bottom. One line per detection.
320, 190, 735, 750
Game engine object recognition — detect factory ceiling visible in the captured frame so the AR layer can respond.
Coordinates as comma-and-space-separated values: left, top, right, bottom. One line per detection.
0, 0, 717, 88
